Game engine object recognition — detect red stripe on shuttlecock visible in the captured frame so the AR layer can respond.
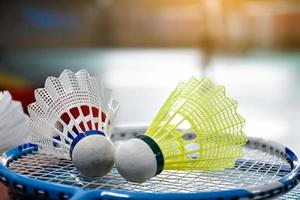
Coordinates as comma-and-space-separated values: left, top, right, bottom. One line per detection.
60, 106, 110, 134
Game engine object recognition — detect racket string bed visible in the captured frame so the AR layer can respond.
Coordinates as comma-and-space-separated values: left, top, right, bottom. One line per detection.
8, 146, 290, 194
238, 149, 287, 186
279, 184, 300, 199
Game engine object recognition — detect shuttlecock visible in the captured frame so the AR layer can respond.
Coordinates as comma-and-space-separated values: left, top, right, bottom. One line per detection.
116, 77, 247, 183
28, 69, 119, 177
0, 91, 29, 152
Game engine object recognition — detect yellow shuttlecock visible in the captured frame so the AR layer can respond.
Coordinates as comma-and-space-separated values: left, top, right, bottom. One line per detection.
115, 77, 247, 183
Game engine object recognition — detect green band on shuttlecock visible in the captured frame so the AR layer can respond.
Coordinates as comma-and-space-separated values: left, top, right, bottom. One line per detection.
136, 135, 164, 175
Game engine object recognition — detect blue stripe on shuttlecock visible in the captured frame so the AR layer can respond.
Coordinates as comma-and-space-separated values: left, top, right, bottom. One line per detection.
69, 130, 106, 159
52, 135, 61, 147
52, 132, 76, 147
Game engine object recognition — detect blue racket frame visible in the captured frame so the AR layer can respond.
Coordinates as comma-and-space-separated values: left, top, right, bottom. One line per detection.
0, 137, 300, 200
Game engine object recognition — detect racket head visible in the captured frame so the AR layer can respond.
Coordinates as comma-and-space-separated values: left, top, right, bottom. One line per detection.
0, 127, 299, 200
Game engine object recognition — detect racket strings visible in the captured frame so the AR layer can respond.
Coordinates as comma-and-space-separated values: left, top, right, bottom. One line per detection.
234, 149, 287, 186
8, 146, 290, 194
280, 185, 300, 199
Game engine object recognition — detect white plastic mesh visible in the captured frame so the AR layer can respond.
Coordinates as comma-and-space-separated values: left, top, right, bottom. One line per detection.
0, 91, 29, 152
28, 69, 119, 158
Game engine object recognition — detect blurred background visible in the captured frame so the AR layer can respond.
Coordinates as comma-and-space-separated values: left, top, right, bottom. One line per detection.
0, 1, 300, 152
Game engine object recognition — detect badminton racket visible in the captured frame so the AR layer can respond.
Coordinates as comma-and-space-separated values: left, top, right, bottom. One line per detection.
0, 126, 299, 200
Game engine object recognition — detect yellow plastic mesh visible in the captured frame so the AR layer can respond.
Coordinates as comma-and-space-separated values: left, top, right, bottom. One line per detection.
145, 77, 247, 170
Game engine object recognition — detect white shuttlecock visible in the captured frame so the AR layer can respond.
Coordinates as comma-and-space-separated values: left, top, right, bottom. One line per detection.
0, 91, 29, 152
28, 69, 119, 177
